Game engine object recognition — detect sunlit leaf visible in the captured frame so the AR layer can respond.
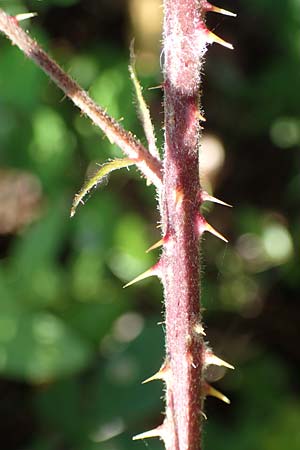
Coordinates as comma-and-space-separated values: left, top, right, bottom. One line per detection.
71, 158, 135, 217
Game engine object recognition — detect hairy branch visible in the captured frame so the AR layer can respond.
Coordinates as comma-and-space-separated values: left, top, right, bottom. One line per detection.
0, 9, 162, 188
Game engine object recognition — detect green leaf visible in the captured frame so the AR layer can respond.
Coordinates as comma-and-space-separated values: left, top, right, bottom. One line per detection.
71, 158, 135, 217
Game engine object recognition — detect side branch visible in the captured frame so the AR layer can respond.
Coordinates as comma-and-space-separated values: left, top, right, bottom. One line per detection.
0, 9, 162, 188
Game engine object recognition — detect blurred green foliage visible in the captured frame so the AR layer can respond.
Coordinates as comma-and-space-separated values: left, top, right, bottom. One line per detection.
0, 1, 299, 450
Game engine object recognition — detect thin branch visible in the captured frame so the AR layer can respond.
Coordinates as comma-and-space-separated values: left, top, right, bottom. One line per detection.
0, 9, 162, 188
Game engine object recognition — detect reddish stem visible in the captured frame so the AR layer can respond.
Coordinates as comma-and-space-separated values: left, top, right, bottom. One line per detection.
161, 1, 208, 449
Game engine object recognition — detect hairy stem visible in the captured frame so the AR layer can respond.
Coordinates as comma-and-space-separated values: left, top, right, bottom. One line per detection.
0, 9, 162, 187
0, 5, 234, 450
161, 1, 208, 449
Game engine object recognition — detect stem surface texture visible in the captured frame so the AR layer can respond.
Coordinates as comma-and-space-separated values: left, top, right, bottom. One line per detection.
161, 2, 208, 449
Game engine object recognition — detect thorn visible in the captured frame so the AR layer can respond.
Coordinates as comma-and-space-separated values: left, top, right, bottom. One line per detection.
15, 12, 37, 22
204, 2, 237, 17
142, 360, 170, 384
201, 191, 232, 208
132, 426, 163, 441
196, 215, 228, 243
205, 222, 228, 242
205, 351, 235, 370
148, 84, 163, 90
123, 263, 160, 288
205, 383, 231, 404
195, 111, 206, 122
206, 30, 234, 50
142, 372, 163, 384
146, 233, 169, 253
193, 322, 206, 336
146, 238, 165, 253
209, 6, 237, 17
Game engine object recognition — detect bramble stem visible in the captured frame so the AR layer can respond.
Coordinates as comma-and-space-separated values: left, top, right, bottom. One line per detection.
161, 1, 208, 449
0, 4, 234, 450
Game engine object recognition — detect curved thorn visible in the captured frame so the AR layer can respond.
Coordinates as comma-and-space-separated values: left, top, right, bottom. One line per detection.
205, 222, 228, 242
123, 263, 160, 288
146, 237, 165, 253
195, 110, 206, 122
201, 411, 208, 420
148, 84, 163, 91
206, 30, 234, 50
205, 383, 231, 404
146, 233, 169, 253
15, 12, 37, 22
193, 322, 206, 336
210, 6, 237, 17
204, 2, 237, 17
205, 351, 235, 370
202, 191, 233, 208
133, 426, 162, 441
142, 360, 170, 384
196, 215, 228, 243
142, 372, 163, 384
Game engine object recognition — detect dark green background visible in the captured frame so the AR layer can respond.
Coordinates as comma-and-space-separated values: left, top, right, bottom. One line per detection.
0, 1, 299, 449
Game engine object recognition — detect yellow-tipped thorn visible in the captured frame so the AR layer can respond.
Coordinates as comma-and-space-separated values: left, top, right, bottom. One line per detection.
209, 5, 237, 17
15, 12, 38, 21
205, 352, 235, 370
142, 361, 170, 384
196, 111, 206, 122
142, 373, 163, 384
132, 427, 162, 441
206, 384, 231, 404
193, 322, 206, 336
202, 191, 232, 208
205, 222, 228, 243
206, 30, 234, 50
123, 265, 158, 288
146, 238, 165, 253
148, 84, 163, 91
